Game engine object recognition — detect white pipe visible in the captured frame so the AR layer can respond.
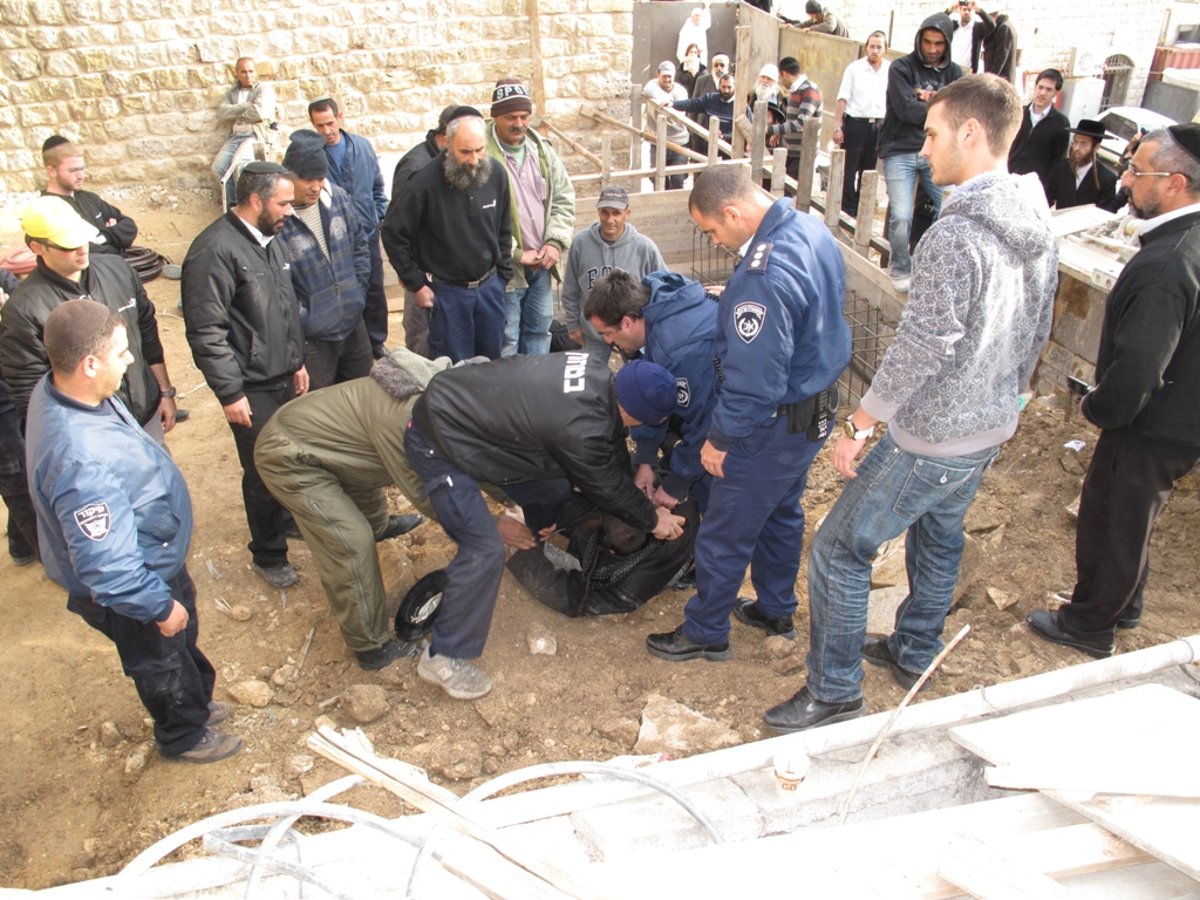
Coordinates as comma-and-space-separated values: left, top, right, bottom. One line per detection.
471, 635, 1200, 829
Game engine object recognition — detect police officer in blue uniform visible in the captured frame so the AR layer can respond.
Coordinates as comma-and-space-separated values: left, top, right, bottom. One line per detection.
25, 300, 242, 763
647, 165, 850, 660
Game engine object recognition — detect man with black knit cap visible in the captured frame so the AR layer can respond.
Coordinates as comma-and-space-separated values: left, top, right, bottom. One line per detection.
404, 354, 687, 699
40, 136, 137, 256
280, 130, 373, 390
26, 299, 241, 763
382, 109, 513, 362
877, 13, 962, 292
486, 79, 576, 356
183, 161, 308, 590
1029, 124, 1200, 658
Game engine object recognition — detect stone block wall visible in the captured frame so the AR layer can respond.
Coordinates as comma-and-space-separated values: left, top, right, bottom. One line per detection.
0, 0, 636, 192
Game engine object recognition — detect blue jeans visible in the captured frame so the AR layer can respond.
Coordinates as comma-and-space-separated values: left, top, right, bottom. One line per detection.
806, 431, 998, 702
211, 132, 254, 209
881, 153, 942, 278
682, 415, 826, 645
502, 266, 553, 356
429, 272, 506, 362
404, 424, 504, 659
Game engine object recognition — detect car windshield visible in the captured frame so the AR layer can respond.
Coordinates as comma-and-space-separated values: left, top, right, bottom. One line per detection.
1102, 113, 1137, 142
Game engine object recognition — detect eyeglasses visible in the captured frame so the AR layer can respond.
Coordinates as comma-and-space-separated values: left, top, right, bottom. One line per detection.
1124, 164, 1175, 179
38, 239, 85, 252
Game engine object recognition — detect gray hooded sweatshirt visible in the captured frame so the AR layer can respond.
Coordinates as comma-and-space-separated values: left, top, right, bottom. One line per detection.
561, 220, 667, 333
861, 171, 1058, 456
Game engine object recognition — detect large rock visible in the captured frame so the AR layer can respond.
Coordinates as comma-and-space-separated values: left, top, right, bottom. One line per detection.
343, 684, 389, 724
228, 679, 273, 708
633, 694, 739, 755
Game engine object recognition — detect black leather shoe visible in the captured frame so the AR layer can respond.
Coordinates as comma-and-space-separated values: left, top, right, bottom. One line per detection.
733, 598, 796, 639
378, 513, 424, 542
763, 685, 864, 733
646, 625, 732, 662
356, 639, 420, 670
1026, 611, 1114, 659
862, 635, 923, 690
1117, 611, 1141, 630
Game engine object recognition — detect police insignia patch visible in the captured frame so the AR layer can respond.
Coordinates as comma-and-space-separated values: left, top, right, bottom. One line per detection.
734, 301, 766, 343
73, 502, 111, 542
676, 377, 691, 407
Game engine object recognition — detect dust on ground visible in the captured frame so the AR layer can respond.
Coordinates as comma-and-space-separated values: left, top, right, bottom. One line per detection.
1, 187, 1197, 890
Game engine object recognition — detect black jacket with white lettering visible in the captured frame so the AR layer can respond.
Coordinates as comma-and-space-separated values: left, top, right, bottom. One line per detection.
0, 255, 163, 423
411, 353, 657, 532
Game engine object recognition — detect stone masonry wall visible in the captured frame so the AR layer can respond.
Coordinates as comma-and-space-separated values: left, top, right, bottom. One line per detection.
0, 0, 635, 192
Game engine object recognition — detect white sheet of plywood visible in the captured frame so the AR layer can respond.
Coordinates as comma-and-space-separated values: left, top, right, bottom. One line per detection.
950, 684, 1200, 882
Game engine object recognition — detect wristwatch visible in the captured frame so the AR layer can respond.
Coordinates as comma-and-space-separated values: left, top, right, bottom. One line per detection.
843, 419, 874, 440
162, 386, 177, 399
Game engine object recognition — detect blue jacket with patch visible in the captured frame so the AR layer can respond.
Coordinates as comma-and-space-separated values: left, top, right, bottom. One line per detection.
280, 184, 370, 342
631, 271, 718, 499
324, 130, 388, 231
25, 375, 192, 623
708, 198, 850, 449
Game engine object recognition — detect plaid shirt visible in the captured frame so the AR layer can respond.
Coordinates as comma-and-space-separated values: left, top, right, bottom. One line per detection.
770, 78, 824, 151
280, 184, 370, 342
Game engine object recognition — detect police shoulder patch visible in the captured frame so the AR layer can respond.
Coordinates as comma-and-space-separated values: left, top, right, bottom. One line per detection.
734, 301, 766, 344
745, 241, 773, 274
73, 502, 112, 542
676, 377, 691, 407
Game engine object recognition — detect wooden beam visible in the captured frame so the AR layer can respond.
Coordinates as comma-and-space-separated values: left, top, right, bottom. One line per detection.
768, 147, 787, 197
855, 170, 880, 258
527, 0, 546, 122
825, 148, 845, 231
985, 764, 1200, 799
733, 25, 751, 159
539, 117, 602, 169
938, 834, 1076, 900
794, 115, 821, 210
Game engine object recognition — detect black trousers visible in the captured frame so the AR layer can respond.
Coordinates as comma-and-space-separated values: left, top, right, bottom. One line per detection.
228, 378, 296, 567
1060, 428, 1200, 635
363, 236, 389, 357
841, 116, 880, 216
0, 407, 38, 561
304, 320, 374, 391
70, 567, 214, 755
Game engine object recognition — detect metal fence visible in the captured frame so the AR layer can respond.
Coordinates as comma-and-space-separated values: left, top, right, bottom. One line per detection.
839, 290, 896, 410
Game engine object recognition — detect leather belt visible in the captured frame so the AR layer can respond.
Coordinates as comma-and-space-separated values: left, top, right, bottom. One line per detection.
845, 114, 880, 126
430, 267, 495, 289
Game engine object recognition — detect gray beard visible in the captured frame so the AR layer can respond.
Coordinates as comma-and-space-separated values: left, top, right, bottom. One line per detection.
444, 153, 493, 191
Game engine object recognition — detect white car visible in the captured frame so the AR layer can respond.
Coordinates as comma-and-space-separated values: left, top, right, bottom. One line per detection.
1095, 106, 1177, 168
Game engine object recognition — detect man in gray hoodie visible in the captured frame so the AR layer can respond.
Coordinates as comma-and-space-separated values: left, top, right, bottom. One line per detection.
765, 75, 1057, 733
561, 186, 666, 359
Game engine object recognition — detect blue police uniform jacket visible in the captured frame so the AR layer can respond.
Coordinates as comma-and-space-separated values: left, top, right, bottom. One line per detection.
25, 374, 193, 624
631, 270, 718, 499
708, 198, 850, 450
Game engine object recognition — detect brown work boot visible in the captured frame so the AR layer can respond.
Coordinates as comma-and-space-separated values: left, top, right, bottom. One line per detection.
169, 728, 243, 764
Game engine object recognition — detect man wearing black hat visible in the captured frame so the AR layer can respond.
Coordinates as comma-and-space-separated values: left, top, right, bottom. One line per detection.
26, 300, 241, 763
382, 111, 514, 363
182, 162, 308, 589
1046, 119, 1118, 210
404, 354, 686, 699
1028, 124, 1200, 658
308, 97, 390, 358
279, 130, 373, 391
486, 79, 576, 357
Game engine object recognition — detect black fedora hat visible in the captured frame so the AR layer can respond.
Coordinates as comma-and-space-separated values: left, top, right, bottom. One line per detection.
1068, 119, 1110, 141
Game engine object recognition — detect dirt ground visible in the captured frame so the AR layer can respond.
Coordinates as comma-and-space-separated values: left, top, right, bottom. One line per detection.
1, 188, 1198, 890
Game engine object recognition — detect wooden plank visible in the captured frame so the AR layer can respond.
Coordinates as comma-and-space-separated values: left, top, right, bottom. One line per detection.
986, 763, 1200, 799
308, 726, 592, 899
749, 100, 767, 181
950, 684, 1200, 882
768, 147, 787, 197
938, 835, 1075, 900
794, 115, 821, 210
855, 169, 880, 257
733, 25, 751, 160
825, 148, 845, 230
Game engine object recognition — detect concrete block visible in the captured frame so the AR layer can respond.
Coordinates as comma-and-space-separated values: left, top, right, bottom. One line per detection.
3, 28, 33, 49
74, 74, 107, 98
0, 0, 31, 25
19, 103, 59, 127
571, 775, 761, 858
31, 0, 66, 24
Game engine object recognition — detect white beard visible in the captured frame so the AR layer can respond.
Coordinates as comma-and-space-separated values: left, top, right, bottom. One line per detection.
755, 84, 777, 102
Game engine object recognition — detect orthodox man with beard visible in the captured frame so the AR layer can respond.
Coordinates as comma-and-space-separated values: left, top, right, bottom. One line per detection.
1046, 119, 1119, 211
381, 110, 514, 362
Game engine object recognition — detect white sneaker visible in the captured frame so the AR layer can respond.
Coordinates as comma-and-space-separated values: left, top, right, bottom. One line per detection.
891, 275, 911, 293
417, 646, 493, 699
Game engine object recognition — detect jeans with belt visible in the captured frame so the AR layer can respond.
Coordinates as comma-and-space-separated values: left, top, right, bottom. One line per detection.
806, 430, 998, 702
